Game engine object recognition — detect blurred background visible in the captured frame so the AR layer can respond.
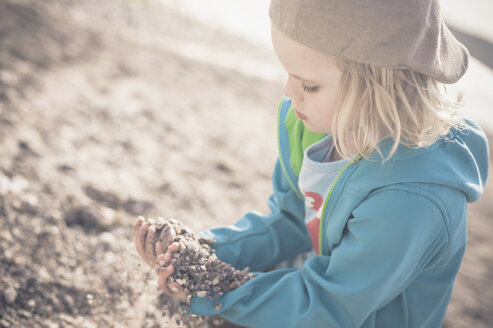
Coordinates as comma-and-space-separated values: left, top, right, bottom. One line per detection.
0, 0, 491, 327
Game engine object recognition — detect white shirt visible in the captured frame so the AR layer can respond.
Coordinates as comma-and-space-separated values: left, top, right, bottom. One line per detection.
277, 135, 350, 268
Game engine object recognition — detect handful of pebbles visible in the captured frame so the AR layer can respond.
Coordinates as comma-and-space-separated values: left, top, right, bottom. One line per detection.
143, 217, 256, 308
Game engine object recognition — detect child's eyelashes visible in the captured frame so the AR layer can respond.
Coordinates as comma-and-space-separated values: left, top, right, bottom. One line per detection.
301, 84, 319, 93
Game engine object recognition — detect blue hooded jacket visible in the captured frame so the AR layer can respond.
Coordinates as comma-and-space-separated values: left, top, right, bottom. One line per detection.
183, 97, 489, 328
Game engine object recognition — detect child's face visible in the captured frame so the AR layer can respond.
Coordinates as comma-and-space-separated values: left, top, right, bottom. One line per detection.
271, 23, 344, 134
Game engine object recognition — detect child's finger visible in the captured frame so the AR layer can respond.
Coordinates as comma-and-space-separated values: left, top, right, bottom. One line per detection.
156, 253, 165, 265
155, 241, 164, 255
156, 266, 186, 302
134, 216, 144, 234
157, 264, 174, 290
156, 253, 172, 265
166, 242, 180, 254
136, 222, 149, 257
167, 281, 185, 297
145, 227, 156, 257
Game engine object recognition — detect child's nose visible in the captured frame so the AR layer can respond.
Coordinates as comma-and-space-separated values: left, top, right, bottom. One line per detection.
283, 76, 303, 102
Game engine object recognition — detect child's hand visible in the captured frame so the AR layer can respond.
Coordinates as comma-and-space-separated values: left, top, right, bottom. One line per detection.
155, 242, 188, 303
134, 216, 165, 267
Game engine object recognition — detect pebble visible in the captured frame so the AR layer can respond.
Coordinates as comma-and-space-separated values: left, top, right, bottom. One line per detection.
81, 321, 98, 328
186, 241, 198, 251
196, 290, 207, 298
46, 322, 60, 328
0, 173, 9, 195
62, 294, 75, 311
228, 281, 239, 289
3, 287, 18, 304
21, 193, 38, 207
0, 320, 11, 328
99, 232, 117, 248
179, 241, 186, 252
9, 175, 29, 194
18, 309, 32, 318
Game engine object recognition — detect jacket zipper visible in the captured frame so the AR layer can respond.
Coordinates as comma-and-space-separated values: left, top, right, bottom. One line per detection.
278, 153, 304, 201
318, 154, 362, 254
277, 109, 305, 202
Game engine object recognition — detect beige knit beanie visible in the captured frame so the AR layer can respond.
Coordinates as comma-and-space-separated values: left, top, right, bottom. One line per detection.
269, 0, 469, 84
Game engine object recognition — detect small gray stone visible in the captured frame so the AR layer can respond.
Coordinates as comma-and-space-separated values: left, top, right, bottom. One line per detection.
3, 287, 17, 304
186, 241, 199, 251
62, 294, 75, 311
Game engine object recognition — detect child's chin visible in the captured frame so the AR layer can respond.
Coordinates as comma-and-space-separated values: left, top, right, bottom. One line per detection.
303, 122, 330, 135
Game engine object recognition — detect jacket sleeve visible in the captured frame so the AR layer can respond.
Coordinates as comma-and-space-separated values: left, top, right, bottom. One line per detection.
186, 189, 450, 328
197, 158, 312, 272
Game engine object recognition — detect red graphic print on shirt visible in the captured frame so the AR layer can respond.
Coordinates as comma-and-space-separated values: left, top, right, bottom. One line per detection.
304, 191, 323, 255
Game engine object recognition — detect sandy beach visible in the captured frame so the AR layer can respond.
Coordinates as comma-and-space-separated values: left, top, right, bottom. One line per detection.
0, 0, 491, 327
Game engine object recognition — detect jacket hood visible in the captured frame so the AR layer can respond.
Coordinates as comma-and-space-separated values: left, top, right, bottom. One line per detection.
350, 120, 489, 203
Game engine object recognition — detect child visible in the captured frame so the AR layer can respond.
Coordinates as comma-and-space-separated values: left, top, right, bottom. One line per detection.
135, 0, 489, 327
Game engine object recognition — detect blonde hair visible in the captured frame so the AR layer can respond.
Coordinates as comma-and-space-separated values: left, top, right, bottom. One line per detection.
332, 60, 465, 162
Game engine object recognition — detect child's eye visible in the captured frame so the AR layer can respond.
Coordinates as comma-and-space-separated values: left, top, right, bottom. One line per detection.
302, 84, 319, 93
